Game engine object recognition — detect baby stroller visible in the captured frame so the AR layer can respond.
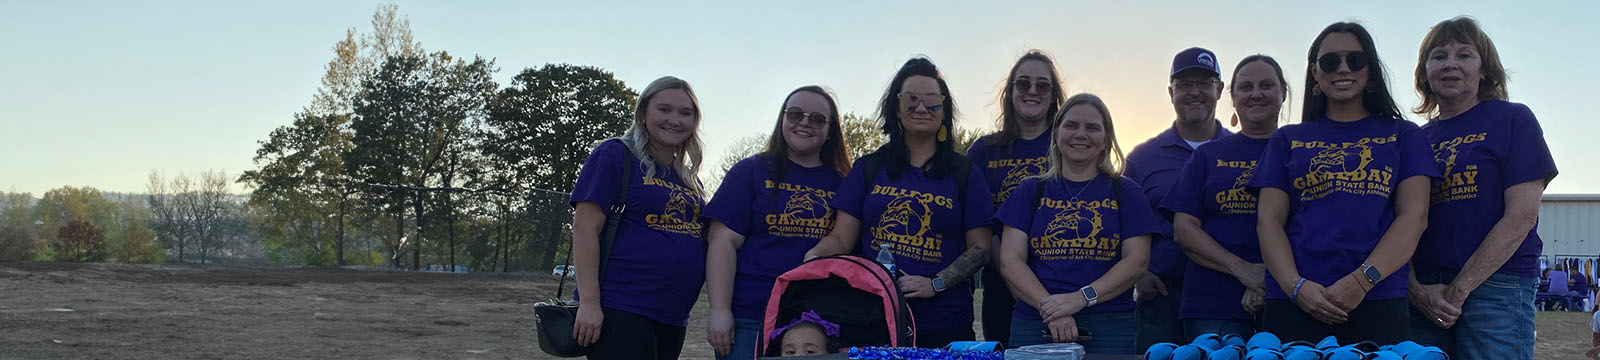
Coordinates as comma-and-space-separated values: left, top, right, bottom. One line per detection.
755, 254, 916, 357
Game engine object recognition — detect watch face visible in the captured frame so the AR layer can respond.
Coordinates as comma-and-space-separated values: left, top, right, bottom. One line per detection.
932, 278, 945, 291
1082, 286, 1097, 300
1363, 266, 1381, 283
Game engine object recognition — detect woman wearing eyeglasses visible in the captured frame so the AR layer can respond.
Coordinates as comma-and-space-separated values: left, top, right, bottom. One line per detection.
805, 57, 994, 347
704, 86, 853, 360
1407, 17, 1556, 359
1249, 22, 1439, 344
965, 50, 1065, 348
992, 93, 1155, 354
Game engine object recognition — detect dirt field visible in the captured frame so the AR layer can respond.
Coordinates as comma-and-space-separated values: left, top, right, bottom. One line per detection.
0, 262, 1590, 359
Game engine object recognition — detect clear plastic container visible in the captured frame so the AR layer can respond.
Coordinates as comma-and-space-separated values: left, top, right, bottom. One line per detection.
1004, 343, 1085, 360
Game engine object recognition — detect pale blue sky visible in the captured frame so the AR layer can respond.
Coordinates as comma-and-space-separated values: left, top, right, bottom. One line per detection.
2, 1, 1594, 196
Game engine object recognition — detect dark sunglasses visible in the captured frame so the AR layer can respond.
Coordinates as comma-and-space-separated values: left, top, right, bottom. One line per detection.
1013, 78, 1054, 94
1317, 51, 1369, 73
897, 92, 945, 112
783, 109, 829, 126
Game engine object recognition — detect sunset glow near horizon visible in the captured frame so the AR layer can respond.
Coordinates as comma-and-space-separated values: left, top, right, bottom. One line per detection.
2, 1, 1594, 196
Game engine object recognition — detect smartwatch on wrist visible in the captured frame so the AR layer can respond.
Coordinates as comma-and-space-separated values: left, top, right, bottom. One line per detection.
1080, 285, 1098, 306
1359, 264, 1382, 285
931, 277, 947, 293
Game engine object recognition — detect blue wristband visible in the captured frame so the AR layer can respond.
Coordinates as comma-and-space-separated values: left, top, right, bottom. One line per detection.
1291, 277, 1307, 302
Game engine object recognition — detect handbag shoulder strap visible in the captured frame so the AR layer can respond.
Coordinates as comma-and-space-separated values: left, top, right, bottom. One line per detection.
555, 147, 632, 299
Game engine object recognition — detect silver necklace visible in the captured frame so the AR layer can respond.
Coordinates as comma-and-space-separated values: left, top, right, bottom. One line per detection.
1064, 176, 1097, 203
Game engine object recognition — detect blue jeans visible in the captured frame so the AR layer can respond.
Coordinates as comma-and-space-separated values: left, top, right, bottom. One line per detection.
1409, 272, 1537, 360
1009, 311, 1138, 354
715, 317, 763, 360
1182, 318, 1256, 340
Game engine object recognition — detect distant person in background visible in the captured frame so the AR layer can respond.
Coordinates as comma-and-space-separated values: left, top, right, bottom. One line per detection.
1405, 16, 1559, 359
1573, 271, 1591, 311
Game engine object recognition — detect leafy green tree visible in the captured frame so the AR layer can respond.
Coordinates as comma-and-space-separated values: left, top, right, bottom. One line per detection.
478, 64, 636, 271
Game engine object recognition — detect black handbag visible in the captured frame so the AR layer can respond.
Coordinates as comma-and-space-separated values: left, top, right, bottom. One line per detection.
535, 148, 631, 357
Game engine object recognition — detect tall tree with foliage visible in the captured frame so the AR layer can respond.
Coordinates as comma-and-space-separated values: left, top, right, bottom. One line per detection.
478, 64, 636, 271
348, 52, 497, 270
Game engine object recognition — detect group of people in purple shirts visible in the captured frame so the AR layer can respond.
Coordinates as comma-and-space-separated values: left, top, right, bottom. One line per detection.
562, 17, 1557, 360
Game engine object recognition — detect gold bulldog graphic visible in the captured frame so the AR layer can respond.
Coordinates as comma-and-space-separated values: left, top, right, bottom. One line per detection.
662, 187, 700, 225
1434, 137, 1462, 176
1310, 139, 1373, 176
782, 190, 830, 222
879, 196, 933, 240
1044, 207, 1102, 245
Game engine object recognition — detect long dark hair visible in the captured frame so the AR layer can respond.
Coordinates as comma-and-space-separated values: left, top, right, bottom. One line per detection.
874, 57, 962, 180
760, 86, 853, 179
1302, 22, 1403, 122
989, 50, 1065, 150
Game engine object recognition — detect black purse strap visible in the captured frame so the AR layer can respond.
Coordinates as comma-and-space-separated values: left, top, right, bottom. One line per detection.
555, 148, 632, 299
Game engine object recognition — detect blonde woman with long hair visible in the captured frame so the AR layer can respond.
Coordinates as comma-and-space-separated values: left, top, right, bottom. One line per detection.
569, 76, 708, 360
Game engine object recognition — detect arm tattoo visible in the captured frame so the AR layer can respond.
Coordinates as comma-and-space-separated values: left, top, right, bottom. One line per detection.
936, 245, 991, 286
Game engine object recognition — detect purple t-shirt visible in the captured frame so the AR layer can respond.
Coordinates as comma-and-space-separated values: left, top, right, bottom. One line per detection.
1126, 122, 1233, 278
993, 175, 1161, 319
833, 155, 993, 330
1158, 133, 1269, 320
967, 131, 1053, 210
569, 139, 707, 326
703, 154, 844, 320
1417, 100, 1558, 278
1247, 116, 1440, 300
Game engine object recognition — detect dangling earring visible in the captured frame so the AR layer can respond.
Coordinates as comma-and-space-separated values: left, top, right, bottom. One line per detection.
937, 125, 949, 142
1311, 86, 1322, 96
1230, 113, 1239, 127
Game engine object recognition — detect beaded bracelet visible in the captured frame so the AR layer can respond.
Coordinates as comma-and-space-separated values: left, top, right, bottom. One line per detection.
1292, 277, 1308, 302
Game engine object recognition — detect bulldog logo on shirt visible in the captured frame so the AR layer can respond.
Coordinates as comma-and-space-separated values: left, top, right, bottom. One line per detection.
1430, 132, 1486, 203
990, 157, 1048, 206
1310, 139, 1373, 175
1031, 196, 1122, 261
869, 185, 954, 263
763, 181, 835, 238
1291, 136, 1398, 201
644, 177, 705, 236
1214, 159, 1259, 214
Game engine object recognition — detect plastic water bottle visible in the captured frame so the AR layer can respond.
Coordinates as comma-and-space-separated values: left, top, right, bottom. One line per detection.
876, 243, 898, 277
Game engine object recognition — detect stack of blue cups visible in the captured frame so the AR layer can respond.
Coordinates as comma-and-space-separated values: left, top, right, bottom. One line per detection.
1142, 333, 1449, 360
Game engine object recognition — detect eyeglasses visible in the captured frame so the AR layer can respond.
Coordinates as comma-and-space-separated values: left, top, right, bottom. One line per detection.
1012, 78, 1054, 94
783, 109, 829, 126
897, 92, 945, 112
1171, 79, 1218, 93
1317, 51, 1369, 73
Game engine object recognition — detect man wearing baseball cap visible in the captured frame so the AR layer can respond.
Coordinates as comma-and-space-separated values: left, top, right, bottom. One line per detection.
1126, 47, 1232, 350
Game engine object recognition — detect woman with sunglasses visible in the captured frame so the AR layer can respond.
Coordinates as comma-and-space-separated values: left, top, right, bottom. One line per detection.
993, 93, 1155, 354
1407, 17, 1556, 359
965, 50, 1065, 347
1160, 55, 1290, 339
704, 86, 853, 360
569, 76, 709, 359
1249, 22, 1439, 345
805, 57, 994, 347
